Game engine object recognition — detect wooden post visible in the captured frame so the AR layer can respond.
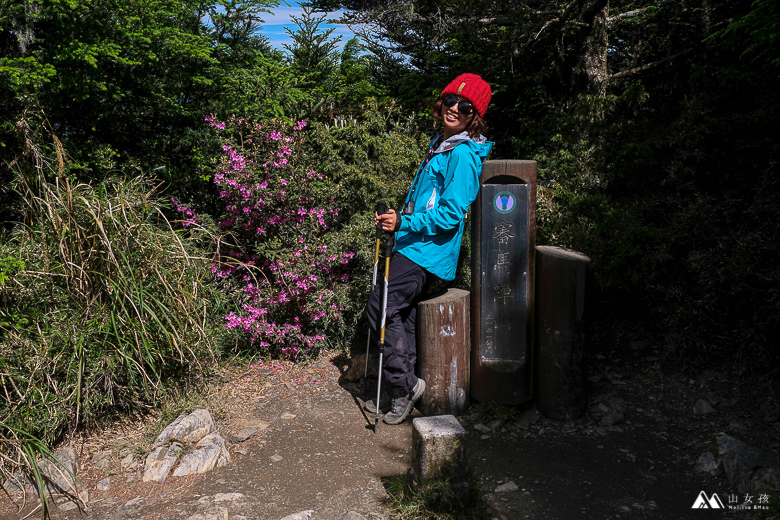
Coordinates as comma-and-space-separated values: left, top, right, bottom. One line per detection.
471, 160, 537, 405
534, 246, 590, 421
417, 289, 470, 416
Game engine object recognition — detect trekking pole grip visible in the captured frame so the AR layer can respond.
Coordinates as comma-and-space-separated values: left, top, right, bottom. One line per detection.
375, 200, 388, 239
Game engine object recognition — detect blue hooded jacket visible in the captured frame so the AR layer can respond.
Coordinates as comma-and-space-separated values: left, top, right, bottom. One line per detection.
395, 131, 493, 281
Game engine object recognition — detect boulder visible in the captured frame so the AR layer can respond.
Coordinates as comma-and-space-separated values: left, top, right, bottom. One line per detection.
38, 447, 88, 502
717, 434, 779, 494
173, 433, 230, 477
154, 408, 216, 448
143, 409, 229, 482
143, 442, 183, 482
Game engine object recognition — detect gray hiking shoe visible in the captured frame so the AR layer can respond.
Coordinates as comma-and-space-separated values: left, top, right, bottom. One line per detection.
383, 378, 425, 425
364, 390, 392, 413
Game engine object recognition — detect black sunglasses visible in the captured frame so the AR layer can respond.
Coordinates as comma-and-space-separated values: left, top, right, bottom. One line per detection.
442, 94, 476, 115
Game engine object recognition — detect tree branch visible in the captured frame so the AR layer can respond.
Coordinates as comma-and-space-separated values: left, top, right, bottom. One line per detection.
607, 1, 674, 27
609, 47, 694, 80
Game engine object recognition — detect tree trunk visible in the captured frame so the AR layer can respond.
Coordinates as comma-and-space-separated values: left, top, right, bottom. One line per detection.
580, 1, 609, 96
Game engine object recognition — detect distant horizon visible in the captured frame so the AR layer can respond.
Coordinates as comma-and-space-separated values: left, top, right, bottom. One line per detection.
261, 2, 356, 52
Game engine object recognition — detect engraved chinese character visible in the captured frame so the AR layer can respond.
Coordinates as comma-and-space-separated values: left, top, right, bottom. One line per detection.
728, 494, 739, 504
758, 494, 769, 504
494, 311, 511, 329
493, 221, 515, 245
743, 494, 753, 504
493, 251, 511, 278
493, 282, 513, 304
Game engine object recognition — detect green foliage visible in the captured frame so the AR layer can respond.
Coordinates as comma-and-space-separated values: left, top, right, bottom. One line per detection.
284, 5, 342, 87
0, 121, 226, 500
299, 100, 428, 344
0, 255, 23, 288
710, 0, 780, 66
188, 101, 427, 357
384, 469, 490, 520
472, 401, 517, 430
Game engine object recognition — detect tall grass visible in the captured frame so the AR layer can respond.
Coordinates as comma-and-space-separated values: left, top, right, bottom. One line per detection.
0, 114, 223, 514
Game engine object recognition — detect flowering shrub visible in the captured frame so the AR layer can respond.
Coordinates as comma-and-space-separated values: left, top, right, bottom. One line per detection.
178, 117, 355, 360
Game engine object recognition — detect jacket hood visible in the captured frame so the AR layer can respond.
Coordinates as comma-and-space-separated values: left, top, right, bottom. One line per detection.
431, 132, 493, 163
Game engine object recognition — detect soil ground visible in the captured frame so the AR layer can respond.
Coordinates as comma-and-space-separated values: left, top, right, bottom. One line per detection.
2, 335, 778, 520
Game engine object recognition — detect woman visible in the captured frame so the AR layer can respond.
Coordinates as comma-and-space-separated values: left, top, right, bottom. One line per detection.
366, 73, 493, 425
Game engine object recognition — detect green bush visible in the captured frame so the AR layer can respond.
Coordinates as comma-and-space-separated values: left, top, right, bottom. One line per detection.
179, 101, 428, 359
0, 128, 225, 493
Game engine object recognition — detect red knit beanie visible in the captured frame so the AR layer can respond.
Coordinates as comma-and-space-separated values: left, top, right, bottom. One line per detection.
441, 73, 491, 117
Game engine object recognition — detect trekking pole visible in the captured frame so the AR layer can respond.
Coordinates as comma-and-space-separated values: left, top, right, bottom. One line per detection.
371, 217, 395, 433
364, 201, 388, 379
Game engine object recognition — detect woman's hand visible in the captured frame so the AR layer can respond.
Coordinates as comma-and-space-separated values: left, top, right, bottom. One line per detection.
375, 209, 399, 233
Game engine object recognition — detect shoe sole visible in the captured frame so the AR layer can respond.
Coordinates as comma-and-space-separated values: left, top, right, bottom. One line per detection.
364, 400, 391, 414
410, 378, 426, 402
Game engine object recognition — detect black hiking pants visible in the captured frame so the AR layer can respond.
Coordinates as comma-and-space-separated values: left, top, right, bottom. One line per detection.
366, 254, 432, 398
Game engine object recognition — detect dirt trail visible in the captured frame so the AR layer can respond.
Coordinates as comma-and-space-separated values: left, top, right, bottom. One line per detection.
2, 343, 778, 520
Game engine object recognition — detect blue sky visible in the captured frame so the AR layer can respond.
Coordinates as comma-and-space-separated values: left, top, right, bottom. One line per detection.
261, 2, 355, 52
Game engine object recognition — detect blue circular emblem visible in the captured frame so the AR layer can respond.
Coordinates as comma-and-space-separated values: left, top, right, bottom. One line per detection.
493, 191, 516, 214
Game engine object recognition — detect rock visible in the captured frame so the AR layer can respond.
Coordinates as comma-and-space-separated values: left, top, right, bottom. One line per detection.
516, 410, 540, 430
693, 399, 716, 415
474, 423, 491, 434
280, 412, 297, 420
91, 450, 112, 469
121, 453, 135, 469
3, 473, 30, 494
706, 392, 723, 407
39, 447, 79, 493
693, 452, 722, 476
608, 397, 626, 413
96, 478, 110, 491
186, 507, 229, 520
728, 419, 747, 431
213, 492, 245, 503
58, 498, 80, 511
601, 410, 624, 426
231, 426, 259, 443
173, 433, 230, 477
37, 447, 89, 503
750, 466, 780, 495
346, 512, 367, 520
495, 481, 519, 492
122, 496, 144, 512
488, 419, 503, 431
153, 409, 215, 450
271, 454, 283, 462
280, 511, 315, 520
143, 442, 183, 482
717, 434, 779, 494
